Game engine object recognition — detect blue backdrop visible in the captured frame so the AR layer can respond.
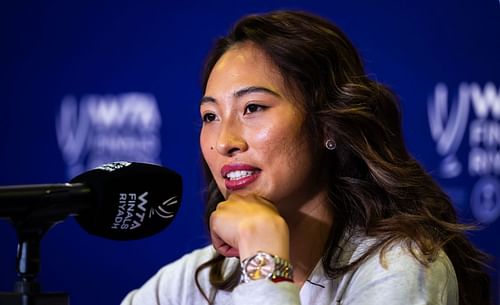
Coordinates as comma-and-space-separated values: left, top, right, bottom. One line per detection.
1, 1, 499, 304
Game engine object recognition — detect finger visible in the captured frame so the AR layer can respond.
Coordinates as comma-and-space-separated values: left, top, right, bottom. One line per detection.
210, 209, 238, 255
211, 230, 239, 257
227, 193, 278, 212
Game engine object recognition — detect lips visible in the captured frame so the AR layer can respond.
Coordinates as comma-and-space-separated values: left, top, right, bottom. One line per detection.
221, 164, 261, 191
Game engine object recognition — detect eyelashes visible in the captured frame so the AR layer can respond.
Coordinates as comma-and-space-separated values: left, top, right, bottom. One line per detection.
201, 103, 269, 123
244, 103, 267, 114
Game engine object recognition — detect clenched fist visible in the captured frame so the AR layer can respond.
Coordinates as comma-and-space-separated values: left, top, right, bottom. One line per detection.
209, 193, 290, 261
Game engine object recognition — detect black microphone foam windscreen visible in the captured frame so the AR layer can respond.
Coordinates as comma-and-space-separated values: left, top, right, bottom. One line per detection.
70, 161, 182, 240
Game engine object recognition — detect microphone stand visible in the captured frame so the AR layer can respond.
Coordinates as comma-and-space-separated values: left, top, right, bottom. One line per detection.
0, 219, 69, 305
0, 184, 87, 305
0, 222, 69, 305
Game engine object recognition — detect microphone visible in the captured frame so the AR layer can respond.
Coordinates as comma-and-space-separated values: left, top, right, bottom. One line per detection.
0, 161, 182, 240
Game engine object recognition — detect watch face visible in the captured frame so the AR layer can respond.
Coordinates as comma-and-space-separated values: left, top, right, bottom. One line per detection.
245, 252, 276, 280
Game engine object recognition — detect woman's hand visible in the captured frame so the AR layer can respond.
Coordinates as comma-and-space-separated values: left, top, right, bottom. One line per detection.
209, 193, 290, 260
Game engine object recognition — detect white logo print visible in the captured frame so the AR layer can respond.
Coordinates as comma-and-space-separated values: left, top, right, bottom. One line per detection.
470, 177, 500, 224
149, 196, 178, 219
427, 82, 500, 224
95, 161, 131, 172
56, 93, 162, 178
428, 83, 470, 178
114, 192, 149, 230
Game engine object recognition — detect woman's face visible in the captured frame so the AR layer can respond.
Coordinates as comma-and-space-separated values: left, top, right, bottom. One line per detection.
200, 43, 324, 211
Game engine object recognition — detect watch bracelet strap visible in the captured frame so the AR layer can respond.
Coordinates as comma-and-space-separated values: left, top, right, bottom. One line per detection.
240, 251, 294, 283
270, 255, 293, 281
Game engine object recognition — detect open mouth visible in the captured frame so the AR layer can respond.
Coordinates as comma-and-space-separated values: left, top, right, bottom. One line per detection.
221, 165, 261, 191
225, 170, 257, 180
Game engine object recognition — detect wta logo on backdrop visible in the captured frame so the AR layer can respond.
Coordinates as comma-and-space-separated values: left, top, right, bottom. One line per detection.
56, 93, 162, 178
428, 82, 500, 224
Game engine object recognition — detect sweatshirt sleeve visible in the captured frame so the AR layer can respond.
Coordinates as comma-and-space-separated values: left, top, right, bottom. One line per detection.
120, 245, 302, 305
339, 246, 458, 305
120, 246, 217, 305
233, 280, 301, 305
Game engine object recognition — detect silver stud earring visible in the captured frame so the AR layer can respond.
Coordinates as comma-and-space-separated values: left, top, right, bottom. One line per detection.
325, 139, 336, 150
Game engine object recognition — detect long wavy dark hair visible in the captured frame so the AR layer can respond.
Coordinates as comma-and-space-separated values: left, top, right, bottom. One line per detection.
194, 10, 491, 305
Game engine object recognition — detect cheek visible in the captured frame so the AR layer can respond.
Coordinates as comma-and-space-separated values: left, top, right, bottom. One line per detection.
255, 119, 308, 159
252, 125, 272, 144
200, 145, 227, 196
200, 125, 216, 156
199, 135, 210, 162
200, 130, 218, 175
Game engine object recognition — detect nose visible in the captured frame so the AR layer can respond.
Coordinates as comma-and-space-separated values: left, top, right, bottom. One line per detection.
216, 119, 248, 156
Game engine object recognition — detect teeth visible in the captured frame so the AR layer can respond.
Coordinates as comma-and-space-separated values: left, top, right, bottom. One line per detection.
226, 170, 254, 180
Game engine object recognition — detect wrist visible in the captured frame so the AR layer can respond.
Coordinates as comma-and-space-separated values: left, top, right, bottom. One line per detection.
238, 216, 290, 261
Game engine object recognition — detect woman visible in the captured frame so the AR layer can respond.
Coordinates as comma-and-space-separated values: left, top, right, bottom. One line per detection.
121, 11, 491, 305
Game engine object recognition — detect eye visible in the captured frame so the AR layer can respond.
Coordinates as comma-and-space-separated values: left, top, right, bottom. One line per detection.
202, 112, 217, 123
244, 103, 266, 114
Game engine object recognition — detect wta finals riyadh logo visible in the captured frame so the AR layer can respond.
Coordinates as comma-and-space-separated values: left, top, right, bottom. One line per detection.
56, 93, 162, 179
428, 82, 500, 224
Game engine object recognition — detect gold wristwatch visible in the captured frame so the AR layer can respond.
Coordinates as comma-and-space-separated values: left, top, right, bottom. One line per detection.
240, 251, 294, 283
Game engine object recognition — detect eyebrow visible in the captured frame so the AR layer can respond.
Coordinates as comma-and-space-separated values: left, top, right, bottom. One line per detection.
200, 86, 281, 105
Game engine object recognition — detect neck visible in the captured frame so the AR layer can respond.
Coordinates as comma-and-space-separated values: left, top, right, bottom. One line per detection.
280, 191, 334, 287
